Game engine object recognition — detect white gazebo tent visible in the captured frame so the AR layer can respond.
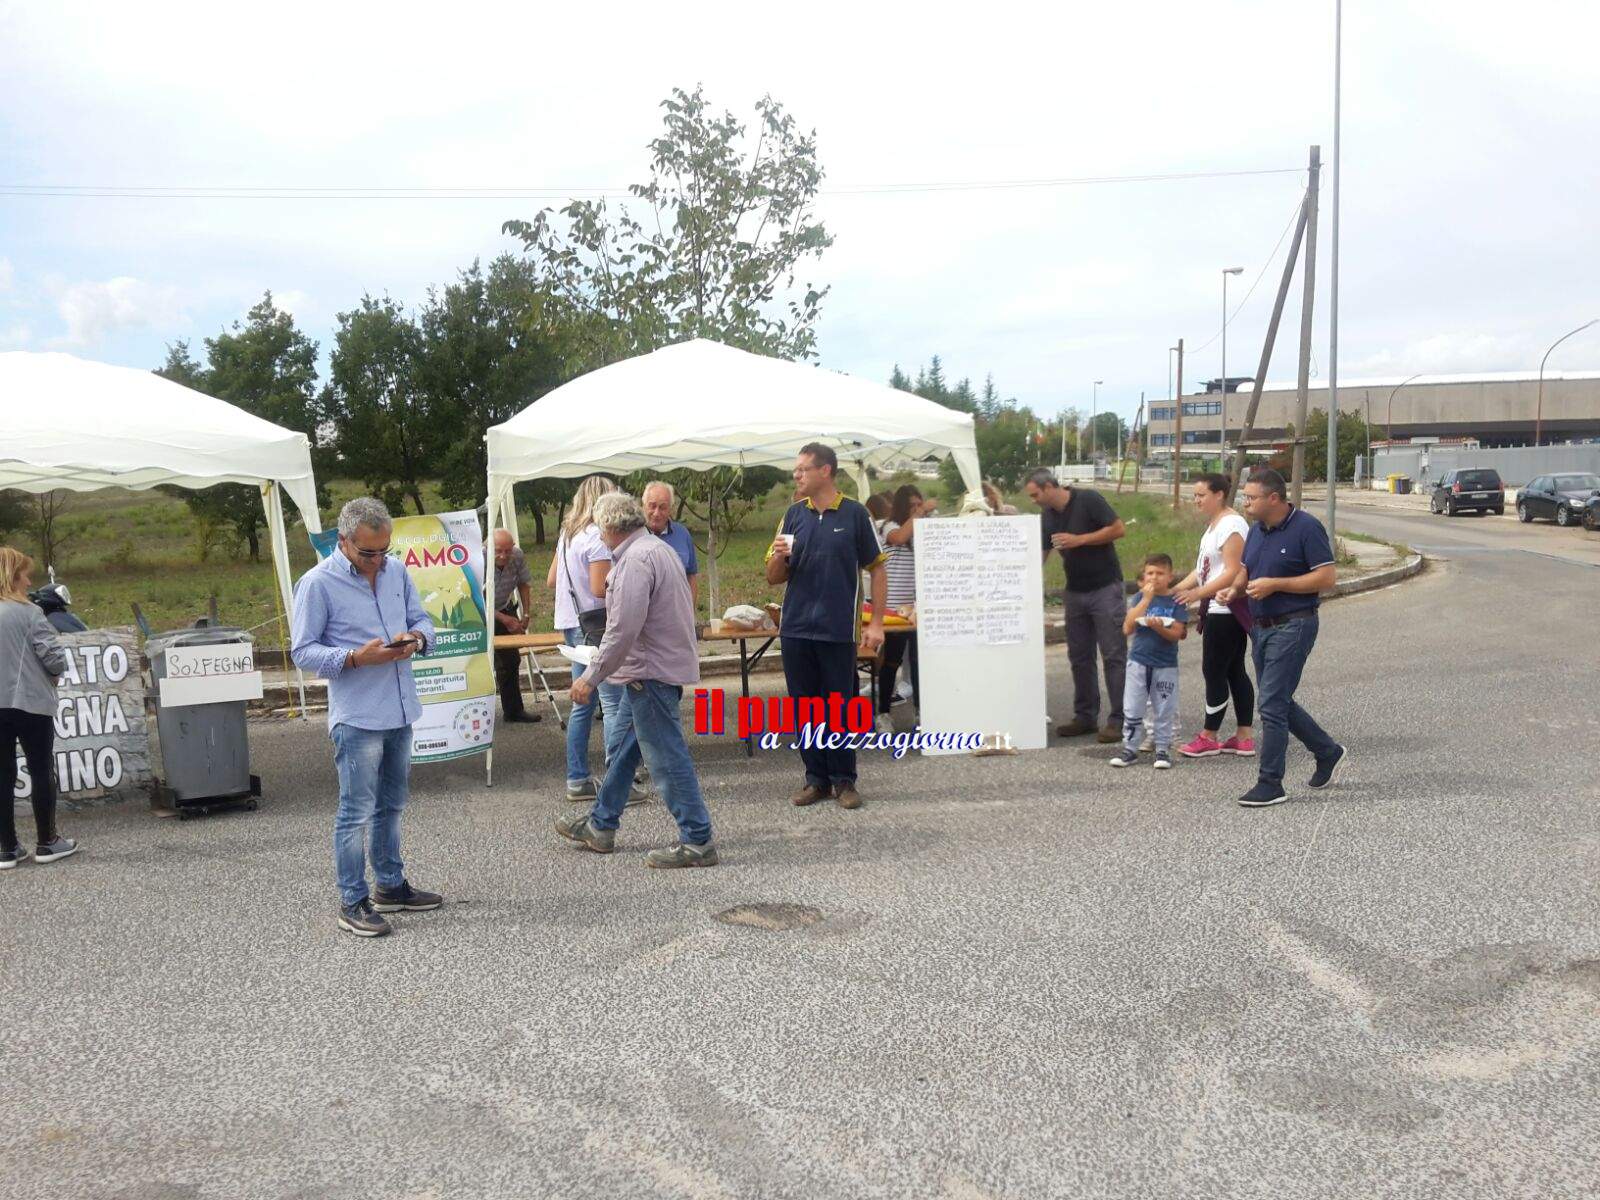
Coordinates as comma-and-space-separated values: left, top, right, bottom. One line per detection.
484, 338, 983, 609
0, 352, 324, 691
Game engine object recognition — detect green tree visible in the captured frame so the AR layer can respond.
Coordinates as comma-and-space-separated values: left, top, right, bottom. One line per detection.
154, 297, 329, 561
979, 374, 1001, 420
889, 364, 913, 392
0, 489, 31, 539
415, 257, 569, 511
1086, 411, 1124, 458
1300, 407, 1370, 483
502, 84, 832, 366
327, 296, 431, 515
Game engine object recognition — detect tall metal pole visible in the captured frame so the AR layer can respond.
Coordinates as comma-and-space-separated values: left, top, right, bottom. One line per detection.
1327, 0, 1343, 535
1292, 145, 1322, 509
1537, 318, 1599, 446
1090, 380, 1103, 461
1172, 340, 1184, 508
1221, 266, 1242, 466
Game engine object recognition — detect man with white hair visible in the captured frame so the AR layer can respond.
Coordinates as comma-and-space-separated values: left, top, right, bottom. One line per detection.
291, 497, 442, 937
642, 481, 698, 603
555, 491, 717, 868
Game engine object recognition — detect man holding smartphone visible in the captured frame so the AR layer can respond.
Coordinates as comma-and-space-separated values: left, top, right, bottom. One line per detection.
291, 497, 440, 938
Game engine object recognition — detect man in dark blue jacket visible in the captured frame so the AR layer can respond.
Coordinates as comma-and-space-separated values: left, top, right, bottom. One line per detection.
765, 443, 886, 811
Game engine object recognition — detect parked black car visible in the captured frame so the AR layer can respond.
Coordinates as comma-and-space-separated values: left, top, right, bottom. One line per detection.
1430, 468, 1505, 516
1583, 495, 1600, 533
1516, 473, 1600, 527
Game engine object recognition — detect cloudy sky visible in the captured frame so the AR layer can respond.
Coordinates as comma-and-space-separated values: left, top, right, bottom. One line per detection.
3, 0, 1597, 428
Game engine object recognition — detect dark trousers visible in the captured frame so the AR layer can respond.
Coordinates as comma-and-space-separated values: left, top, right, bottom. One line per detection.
1065, 581, 1128, 727
877, 631, 919, 713
780, 637, 859, 790
1200, 610, 1255, 732
1251, 614, 1339, 786
2, 708, 58, 851
495, 606, 527, 718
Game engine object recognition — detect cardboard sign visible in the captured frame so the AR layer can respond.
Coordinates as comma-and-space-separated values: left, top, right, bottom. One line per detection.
158, 644, 264, 707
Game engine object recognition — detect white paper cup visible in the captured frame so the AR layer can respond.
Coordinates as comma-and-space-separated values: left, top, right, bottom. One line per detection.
777, 533, 796, 554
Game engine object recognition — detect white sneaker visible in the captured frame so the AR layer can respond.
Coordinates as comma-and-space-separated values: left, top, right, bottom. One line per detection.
1139, 730, 1155, 753
874, 714, 895, 736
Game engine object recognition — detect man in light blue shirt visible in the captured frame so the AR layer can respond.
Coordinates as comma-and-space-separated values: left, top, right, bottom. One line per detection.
291, 497, 440, 939
643, 481, 698, 604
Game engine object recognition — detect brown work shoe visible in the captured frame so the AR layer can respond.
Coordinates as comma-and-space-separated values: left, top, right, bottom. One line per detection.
1098, 724, 1121, 743
1056, 720, 1095, 738
791, 784, 829, 807
834, 785, 863, 810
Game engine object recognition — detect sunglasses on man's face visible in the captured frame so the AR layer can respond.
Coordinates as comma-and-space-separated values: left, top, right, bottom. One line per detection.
348, 542, 391, 559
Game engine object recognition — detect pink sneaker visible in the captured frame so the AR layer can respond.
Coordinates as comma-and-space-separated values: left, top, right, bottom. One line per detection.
1222, 735, 1256, 757
1180, 733, 1223, 759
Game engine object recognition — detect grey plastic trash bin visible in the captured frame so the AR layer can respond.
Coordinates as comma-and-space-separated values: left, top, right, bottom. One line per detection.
147, 625, 261, 816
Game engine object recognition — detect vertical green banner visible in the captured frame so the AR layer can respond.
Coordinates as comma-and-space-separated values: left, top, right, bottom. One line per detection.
312, 511, 495, 762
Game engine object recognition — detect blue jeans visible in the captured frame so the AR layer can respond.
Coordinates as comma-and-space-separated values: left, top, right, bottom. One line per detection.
563, 628, 626, 784
1251, 614, 1339, 786
589, 680, 713, 845
331, 723, 411, 907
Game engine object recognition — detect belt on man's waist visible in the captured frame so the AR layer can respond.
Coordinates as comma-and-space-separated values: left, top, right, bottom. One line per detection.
1253, 608, 1316, 630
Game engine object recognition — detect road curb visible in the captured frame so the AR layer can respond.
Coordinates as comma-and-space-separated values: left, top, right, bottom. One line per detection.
1326, 550, 1425, 599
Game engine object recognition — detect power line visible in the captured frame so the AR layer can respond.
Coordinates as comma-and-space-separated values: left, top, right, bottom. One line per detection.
0, 166, 1304, 202
1187, 188, 1307, 359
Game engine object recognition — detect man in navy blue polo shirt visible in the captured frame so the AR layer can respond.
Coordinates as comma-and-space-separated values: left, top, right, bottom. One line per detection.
766, 443, 887, 811
1222, 467, 1346, 808
643, 481, 699, 604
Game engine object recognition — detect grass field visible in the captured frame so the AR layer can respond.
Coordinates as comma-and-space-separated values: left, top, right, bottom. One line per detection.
7, 479, 1208, 646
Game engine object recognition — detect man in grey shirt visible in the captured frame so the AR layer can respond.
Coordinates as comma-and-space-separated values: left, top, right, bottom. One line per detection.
490, 529, 539, 724
554, 492, 716, 868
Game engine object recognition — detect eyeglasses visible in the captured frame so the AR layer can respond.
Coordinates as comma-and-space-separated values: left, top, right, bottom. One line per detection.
348, 543, 391, 559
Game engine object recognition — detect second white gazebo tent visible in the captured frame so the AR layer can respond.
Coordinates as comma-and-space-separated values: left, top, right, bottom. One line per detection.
483, 338, 983, 609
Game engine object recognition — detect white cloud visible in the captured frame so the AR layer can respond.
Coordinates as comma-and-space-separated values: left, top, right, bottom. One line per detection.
51, 277, 185, 348
0, 323, 31, 349
1349, 332, 1538, 377
272, 289, 312, 319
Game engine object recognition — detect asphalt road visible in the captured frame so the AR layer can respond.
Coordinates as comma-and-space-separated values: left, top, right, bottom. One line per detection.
3, 505, 1596, 1200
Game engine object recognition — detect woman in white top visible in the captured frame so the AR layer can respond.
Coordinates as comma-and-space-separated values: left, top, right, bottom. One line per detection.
546, 475, 625, 799
873, 484, 931, 727
1172, 473, 1255, 758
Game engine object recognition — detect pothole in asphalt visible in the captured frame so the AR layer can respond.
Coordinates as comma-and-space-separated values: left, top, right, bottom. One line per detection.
713, 902, 825, 931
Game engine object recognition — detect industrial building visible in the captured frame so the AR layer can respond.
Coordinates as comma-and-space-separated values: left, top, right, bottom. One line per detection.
1145, 371, 1600, 455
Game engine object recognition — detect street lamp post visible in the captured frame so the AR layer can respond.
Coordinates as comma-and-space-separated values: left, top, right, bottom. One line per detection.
1385, 372, 1424, 445
1220, 266, 1242, 465
1537, 318, 1599, 446
1089, 380, 1103, 463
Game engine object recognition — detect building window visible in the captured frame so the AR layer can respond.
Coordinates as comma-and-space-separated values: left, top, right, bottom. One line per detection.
1150, 434, 1173, 447
1181, 400, 1222, 417
1182, 429, 1221, 444
1150, 405, 1175, 422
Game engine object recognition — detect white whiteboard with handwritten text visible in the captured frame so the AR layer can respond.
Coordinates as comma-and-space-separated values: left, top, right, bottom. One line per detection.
913, 515, 1047, 754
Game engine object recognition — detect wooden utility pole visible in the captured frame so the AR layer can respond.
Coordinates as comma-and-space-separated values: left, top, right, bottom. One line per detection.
1117, 393, 1145, 494
1227, 191, 1311, 502
1172, 339, 1184, 509
1291, 144, 1321, 508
